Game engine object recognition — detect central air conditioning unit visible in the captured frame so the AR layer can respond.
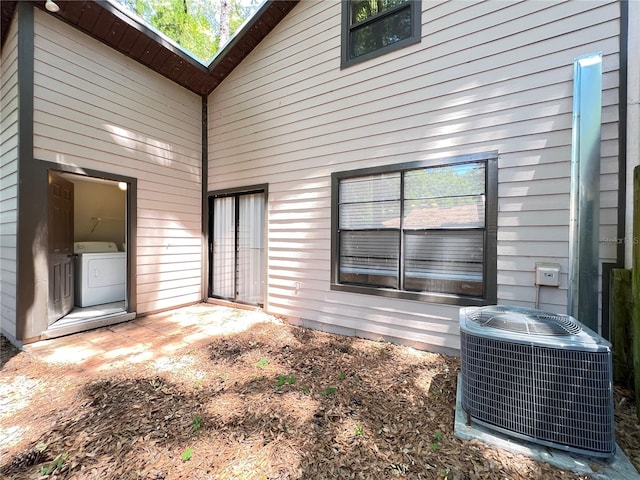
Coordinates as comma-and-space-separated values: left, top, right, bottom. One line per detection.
459, 305, 615, 458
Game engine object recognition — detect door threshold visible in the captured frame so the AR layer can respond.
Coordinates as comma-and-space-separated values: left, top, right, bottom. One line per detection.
206, 298, 262, 311
42, 311, 136, 340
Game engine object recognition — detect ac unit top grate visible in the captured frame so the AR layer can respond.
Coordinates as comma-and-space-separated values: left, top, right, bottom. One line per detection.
466, 305, 581, 336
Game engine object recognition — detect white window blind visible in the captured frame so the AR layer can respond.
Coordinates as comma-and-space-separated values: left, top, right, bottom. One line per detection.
337, 162, 486, 297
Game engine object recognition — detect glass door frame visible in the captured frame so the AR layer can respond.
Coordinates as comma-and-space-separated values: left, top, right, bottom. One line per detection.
207, 184, 268, 307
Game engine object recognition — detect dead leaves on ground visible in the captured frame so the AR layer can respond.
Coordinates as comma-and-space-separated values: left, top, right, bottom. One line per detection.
1, 323, 637, 480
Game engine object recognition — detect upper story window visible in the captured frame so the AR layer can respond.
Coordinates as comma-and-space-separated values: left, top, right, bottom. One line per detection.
341, 0, 421, 67
331, 152, 498, 306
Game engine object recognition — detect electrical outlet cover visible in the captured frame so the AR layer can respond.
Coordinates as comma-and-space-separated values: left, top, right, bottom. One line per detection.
535, 263, 561, 287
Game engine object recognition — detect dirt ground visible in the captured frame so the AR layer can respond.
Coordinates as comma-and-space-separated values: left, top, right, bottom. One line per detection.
0, 310, 638, 480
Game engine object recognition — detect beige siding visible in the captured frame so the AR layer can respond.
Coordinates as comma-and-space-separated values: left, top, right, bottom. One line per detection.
208, 0, 620, 352
0, 13, 19, 343
33, 9, 203, 314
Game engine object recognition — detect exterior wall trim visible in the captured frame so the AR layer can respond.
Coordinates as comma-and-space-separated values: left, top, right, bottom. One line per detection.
617, 0, 629, 267
208, 184, 269, 198
602, 0, 629, 339
201, 97, 208, 302
15, 1, 35, 341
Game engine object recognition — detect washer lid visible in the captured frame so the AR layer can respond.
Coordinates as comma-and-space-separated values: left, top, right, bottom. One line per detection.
74, 241, 119, 253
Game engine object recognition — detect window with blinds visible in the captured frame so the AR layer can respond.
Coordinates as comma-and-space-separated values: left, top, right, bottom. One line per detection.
332, 154, 497, 305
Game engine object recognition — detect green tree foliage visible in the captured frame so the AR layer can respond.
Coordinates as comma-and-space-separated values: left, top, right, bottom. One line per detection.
404, 164, 485, 201
349, 0, 412, 58
117, 0, 258, 63
403, 163, 485, 213
351, 0, 407, 23
229, 1, 252, 37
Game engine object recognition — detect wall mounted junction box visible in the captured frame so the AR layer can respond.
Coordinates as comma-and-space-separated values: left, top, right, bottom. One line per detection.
535, 262, 561, 287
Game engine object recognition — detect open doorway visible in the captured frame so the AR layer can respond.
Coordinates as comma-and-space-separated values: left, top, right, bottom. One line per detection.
48, 170, 129, 330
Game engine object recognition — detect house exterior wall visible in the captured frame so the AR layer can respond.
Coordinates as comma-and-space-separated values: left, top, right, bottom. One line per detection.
32, 9, 203, 316
0, 12, 19, 343
207, 0, 621, 353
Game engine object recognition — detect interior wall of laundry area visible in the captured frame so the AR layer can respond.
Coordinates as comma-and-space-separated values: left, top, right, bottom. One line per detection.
72, 180, 126, 250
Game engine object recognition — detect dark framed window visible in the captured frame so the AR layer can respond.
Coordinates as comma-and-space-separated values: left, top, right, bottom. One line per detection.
341, 0, 421, 67
331, 152, 498, 306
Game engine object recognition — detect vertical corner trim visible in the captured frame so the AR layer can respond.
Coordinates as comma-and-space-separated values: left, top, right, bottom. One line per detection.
15, 1, 35, 341
201, 96, 209, 301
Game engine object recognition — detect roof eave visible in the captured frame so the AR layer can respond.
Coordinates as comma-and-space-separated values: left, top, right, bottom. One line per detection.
0, 0, 299, 97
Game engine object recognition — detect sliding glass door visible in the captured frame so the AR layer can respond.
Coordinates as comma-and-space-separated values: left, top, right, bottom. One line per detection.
210, 189, 265, 306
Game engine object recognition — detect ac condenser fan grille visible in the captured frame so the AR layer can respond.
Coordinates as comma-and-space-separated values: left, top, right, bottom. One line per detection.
466, 305, 582, 336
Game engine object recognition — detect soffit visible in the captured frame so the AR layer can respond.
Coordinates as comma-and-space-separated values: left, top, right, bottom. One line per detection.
1, 0, 298, 97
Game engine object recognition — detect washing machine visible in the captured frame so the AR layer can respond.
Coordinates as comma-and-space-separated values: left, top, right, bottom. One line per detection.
74, 241, 126, 307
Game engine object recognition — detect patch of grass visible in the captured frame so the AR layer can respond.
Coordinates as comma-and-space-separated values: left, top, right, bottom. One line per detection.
338, 371, 346, 381
354, 422, 364, 437
256, 357, 268, 369
301, 385, 310, 393
181, 447, 193, 461
275, 374, 296, 389
320, 386, 337, 396
430, 430, 444, 451
40, 452, 67, 475
192, 415, 203, 432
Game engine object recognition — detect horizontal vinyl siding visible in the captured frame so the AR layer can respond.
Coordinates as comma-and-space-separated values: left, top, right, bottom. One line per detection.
0, 13, 19, 342
208, 0, 620, 352
32, 9, 203, 314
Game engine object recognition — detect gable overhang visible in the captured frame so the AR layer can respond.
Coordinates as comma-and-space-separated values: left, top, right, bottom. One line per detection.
1, 0, 298, 97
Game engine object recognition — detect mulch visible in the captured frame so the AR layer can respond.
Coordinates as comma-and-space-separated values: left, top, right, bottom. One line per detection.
0, 319, 638, 480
